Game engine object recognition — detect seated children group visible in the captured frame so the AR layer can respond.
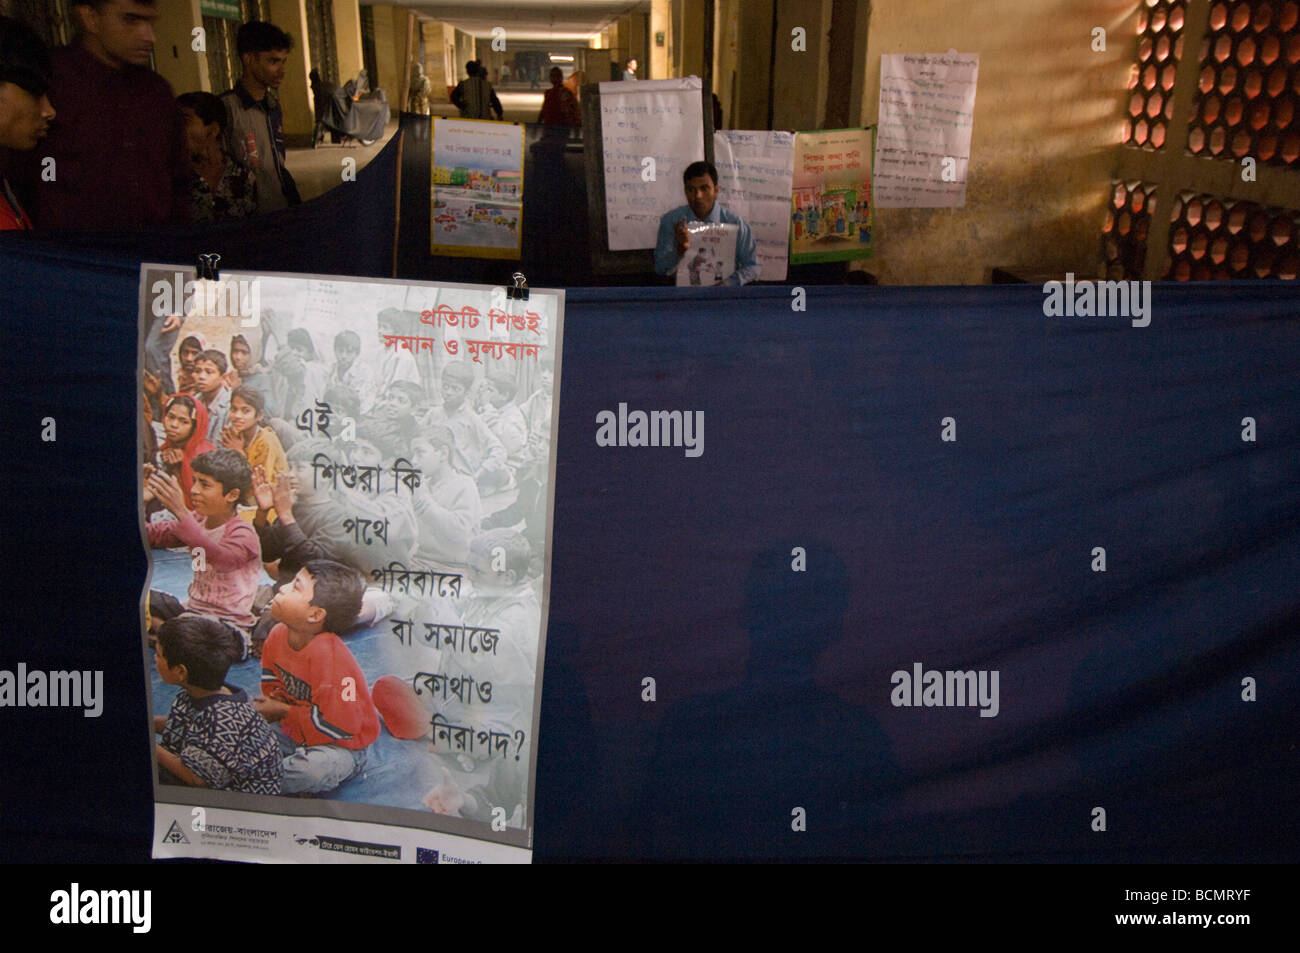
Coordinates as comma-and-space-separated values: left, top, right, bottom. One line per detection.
144, 321, 551, 807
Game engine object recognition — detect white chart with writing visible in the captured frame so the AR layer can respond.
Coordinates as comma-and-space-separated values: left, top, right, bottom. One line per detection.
874, 52, 979, 208
600, 77, 705, 250
713, 130, 795, 281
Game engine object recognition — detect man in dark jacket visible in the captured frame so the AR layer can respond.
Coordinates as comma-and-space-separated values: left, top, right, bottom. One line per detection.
220, 20, 301, 215
450, 61, 503, 121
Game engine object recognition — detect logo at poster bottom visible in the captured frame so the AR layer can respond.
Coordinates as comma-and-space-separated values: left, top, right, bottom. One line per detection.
293, 833, 402, 860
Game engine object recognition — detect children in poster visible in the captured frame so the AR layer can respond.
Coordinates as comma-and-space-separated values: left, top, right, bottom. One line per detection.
139, 268, 561, 862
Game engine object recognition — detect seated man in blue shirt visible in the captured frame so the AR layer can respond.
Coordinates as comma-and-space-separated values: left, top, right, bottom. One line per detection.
654, 160, 760, 286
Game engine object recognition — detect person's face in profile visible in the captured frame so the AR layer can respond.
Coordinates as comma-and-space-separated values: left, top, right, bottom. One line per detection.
0, 82, 54, 151
411, 438, 445, 475
244, 48, 289, 90
684, 173, 718, 220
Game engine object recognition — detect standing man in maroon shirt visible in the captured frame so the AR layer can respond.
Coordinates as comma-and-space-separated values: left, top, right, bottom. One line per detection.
18, 0, 189, 229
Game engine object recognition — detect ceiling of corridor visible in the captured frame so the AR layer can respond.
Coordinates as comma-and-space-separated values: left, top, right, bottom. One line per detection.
405, 1, 651, 43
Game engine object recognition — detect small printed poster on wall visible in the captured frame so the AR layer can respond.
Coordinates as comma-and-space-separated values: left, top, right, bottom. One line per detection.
789, 127, 874, 265
675, 222, 738, 286
432, 118, 525, 258
138, 266, 562, 863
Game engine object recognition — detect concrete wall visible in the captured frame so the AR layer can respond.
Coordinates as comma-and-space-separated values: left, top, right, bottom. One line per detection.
732, 0, 772, 130
334, 0, 365, 87
629, 11, 649, 78
475, 41, 508, 84
650, 0, 672, 80
419, 19, 449, 101
455, 29, 475, 85
677, 0, 707, 80
267, 0, 315, 140
367, 4, 417, 114
712, 0, 736, 124
440, 22, 460, 99
861, 0, 1134, 284
152, 0, 209, 96
771, 0, 830, 131
606, 18, 627, 80
369, 4, 398, 110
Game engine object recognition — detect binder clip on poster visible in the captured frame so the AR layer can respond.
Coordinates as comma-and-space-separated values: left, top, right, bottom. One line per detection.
507, 271, 529, 301
197, 252, 221, 281
191, 253, 259, 327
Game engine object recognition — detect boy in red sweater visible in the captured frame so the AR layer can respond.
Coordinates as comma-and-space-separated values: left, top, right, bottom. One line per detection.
254, 559, 379, 794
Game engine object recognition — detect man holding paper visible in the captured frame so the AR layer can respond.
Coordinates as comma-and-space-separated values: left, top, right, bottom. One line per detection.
654, 160, 760, 286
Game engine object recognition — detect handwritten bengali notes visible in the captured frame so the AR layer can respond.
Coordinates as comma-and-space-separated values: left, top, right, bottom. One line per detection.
713, 130, 795, 281
600, 77, 705, 251
873, 52, 979, 208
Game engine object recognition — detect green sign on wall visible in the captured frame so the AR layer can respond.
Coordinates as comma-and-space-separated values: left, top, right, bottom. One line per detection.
200, 1, 242, 20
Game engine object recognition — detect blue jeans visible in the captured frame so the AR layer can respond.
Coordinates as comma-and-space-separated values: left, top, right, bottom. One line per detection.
276, 732, 366, 794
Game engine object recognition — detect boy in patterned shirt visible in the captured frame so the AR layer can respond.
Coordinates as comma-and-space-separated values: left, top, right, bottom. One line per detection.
154, 614, 282, 794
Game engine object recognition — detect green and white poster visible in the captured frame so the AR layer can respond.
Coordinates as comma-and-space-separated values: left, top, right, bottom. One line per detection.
790, 127, 874, 264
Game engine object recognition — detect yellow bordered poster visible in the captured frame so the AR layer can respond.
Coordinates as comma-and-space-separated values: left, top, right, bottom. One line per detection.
431, 119, 524, 259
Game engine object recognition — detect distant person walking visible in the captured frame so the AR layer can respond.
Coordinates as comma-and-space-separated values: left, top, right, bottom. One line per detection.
451, 60, 503, 121
538, 67, 580, 127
